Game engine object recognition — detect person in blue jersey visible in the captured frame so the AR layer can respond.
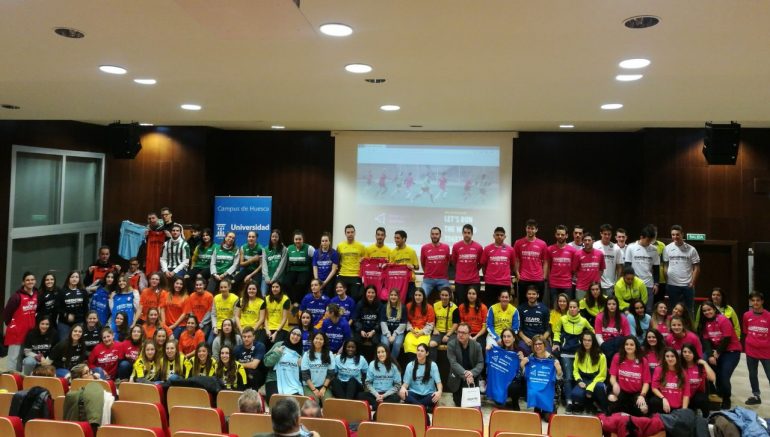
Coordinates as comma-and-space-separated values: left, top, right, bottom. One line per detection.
320, 303, 351, 354
330, 281, 356, 326
110, 273, 140, 331
88, 270, 115, 326
298, 311, 315, 352
299, 279, 329, 329
332, 340, 368, 400
518, 285, 550, 354
510, 334, 562, 420
263, 327, 305, 402
626, 299, 651, 345
400, 343, 443, 425
380, 289, 407, 359
354, 285, 381, 360
359, 344, 402, 412
301, 332, 336, 404
312, 232, 339, 297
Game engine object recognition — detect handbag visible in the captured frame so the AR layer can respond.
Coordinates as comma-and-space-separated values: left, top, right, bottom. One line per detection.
460, 382, 482, 408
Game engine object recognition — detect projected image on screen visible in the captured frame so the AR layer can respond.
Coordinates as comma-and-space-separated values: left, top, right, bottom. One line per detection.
354, 144, 502, 246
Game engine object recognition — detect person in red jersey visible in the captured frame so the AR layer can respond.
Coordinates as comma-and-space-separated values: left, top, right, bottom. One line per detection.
546, 225, 577, 307
420, 227, 451, 299
513, 219, 548, 302
480, 227, 515, 307
451, 224, 483, 307
743, 292, 770, 405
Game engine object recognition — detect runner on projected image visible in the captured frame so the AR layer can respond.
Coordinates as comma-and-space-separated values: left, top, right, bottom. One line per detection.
376, 170, 388, 196
403, 172, 415, 200
478, 174, 490, 200
463, 175, 474, 201
437, 172, 448, 200
411, 173, 435, 204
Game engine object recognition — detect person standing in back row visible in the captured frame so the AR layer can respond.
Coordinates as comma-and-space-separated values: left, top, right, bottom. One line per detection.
625, 225, 661, 313
451, 224, 483, 306
514, 219, 548, 301
420, 227, 451, 299
593, 224, 623, 298
546, 225, 577, 305
337, 224, 366, 301
481, 227, 515, 307
389, 230, 420, 300
663, 225, 700, 316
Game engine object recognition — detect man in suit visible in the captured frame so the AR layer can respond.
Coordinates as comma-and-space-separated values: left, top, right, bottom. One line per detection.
446, 322, 485, 406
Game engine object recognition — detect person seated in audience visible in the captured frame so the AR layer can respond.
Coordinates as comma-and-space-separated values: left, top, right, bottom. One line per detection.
627, 299, 651, 344
579, 282, 606, 326
300, 399, 322, 418
446, 322, 484, 407
87, 271, 115, 326
330, 281, 356, 326
486, 289, 519, 351
666, 315, 703, 357
458, 287, 488, 349
88, 327, 126, 381
332, 339, 368, 400
111, 312, 130, 342
517, 285, 550, 355
608, 336, 650, 416
163, 277, 189, 339
301, 332, 336, 404
233, 231, 263, 291
110, 274, 140, 333
570, 330, 608, 414
650, 301, 670, 340
186, 228, 214, 291
403, 288, 435, 362
254, 397, 320, 437
643, 329, 665, 377
70, 363, 100, 380
320, 303, 351, 354
210, 279, 239, 343
298, 311, 314, 352
212, 318, 243, 360
353, 284, 381, 360
31, 363, 56, 377
681, 342, 715, 417
263, 327, 305, 402
670, 303, 695, 332
235, 280, 266, 340
138, 272, 168, 325
697, 300, 742, 410
595, 296, 631, 361
216, 345, 248, 390
552, 299, 593, 409
430, 286, 459, 358
152, 328, 169, 360
131, 340, 160, 383
695, 287, 741, 339
238, 388, 266, 414
359, 344, 402, 412
649, 347, 690, 414
50, 323, 86, 378
550, 293, 570, 334
22, 316, 58, 376
380, 289, 407, 360
300, 279, 329, 329
142, 308, 171, 341
183, 278, 214, 339
510, 334, 562, 420
184, 341, 217, 378
208, 231, 239, 293
178, 314, 205, 358
233, 326, 266, 390
400, 343, 442, 425
160, 339, 185, 382
264, 282, 291, 350
57, 270, 89, 342
82, 311, 103, 356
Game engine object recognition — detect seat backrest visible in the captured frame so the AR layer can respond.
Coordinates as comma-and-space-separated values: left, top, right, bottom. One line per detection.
488, 410, 542, 436
111, 400, 167, 430
359, 421, 415, 437
119, 382, 163, 404
376, 403, 426, 437
0, 373, 22, 392
268, 394, 310, 411
25, 419, 93, 437
548, 414, 602, 437
228, 413, 273, 437
425, 428, 480, 437
300, 417, 349, 437
97, 425, 165, 437
167, 386, 211, 408
172, 432, 229, 437
0, 392, 14, 415
0, 416, 24, 437
54, 395, 65, 420
71, 379, 115, 396
22, 376, 67, 398
215, 390, 244, 417
169, 406, 225, 434
494, 433, 546, 437
322, 398, 370, 423
432, 407, 483, 432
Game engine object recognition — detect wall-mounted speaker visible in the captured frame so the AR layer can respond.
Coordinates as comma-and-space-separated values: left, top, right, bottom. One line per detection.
108, 122, 142, 159
703, 121, 740, 165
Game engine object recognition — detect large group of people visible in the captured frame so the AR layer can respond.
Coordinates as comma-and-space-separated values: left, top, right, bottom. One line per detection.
3, 211, 770, 424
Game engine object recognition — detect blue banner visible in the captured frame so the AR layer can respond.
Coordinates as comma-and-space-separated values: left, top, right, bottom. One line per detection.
213, 196, 272, 247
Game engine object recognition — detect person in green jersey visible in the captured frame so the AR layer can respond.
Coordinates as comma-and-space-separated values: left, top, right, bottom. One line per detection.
233, 231, 263, 290
284, 230, 316, 312
208, 231, 240, 293
186, 228, 214, 291
262, 229, 288, 297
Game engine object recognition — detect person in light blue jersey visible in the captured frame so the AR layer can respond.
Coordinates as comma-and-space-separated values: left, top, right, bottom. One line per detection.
400, 343, 442, 425
359, 344, 402, 412
301, 331, 336, 404
331, 340, 368, 400
263, 327, 304, 403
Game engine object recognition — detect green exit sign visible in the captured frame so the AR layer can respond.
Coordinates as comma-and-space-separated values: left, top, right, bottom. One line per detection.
687, 233, 706, 241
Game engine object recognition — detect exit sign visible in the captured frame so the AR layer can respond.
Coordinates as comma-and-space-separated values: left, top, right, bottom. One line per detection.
687, 233, 706, 241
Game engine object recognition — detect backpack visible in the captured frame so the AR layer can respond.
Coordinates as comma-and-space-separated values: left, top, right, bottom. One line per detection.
9, 387, 53, 422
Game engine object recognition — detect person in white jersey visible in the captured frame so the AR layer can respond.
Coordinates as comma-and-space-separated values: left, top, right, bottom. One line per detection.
624, 225, 660, 313
663, 225, 700, 315
593, 224, 623, 298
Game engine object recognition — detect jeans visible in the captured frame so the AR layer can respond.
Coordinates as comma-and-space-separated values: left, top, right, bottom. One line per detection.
421, 278, 450, 299
715, 351, 741, 401
666, 285, 694, 316
645, 287, 655, 313
22, 356, 40, 375
57, 322, 73, 342
746, 356, 770, 396
453, 283, 480, 307
381, 332, 405, 359
571, 382, 608, 411
5, 345, 22, 372
560, 354, 576, 402
118, 359, 134, 380
172, 325, 185, 339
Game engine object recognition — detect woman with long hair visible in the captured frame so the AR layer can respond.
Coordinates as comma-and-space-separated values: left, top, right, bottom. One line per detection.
112, 311, 130, 342
215, 345, 248, 390
550, 293, 569, 333
184, 342, 217, 377
579, 282, 606, 326
21, 316, 58, 376
298, 311, 314, 352
233, 230, 263, 289
650, 301, 670, 340
643, 329, 665, 377
670, 303, 695, 333
56, 270, 89, 342
142, 307, 171, 341
403, 288, 435, 361
330, 281, 356, 326
380, 289, 407, 359
186, 227, 215, 290
37, 272, 59, 324
594, 296, 630, 361
300, 279, 329, 329
570, 330, 608, 414
131, 340, 160, 383
163, 277, 189, 339
695, 288, 741, 338
512, 333, 562, 420
354, 284, 381, 360
284, 229, 315, 310
82, 310, 103, 355
110, 274, 140, 333
697, 300, 742, 409
263, 327, 304, 401
360, 344, 402, 412
265, 281, 291, 349
210, 278, 239, 343
88, 270, 115, 326
681, 342, 716, 417
212, 318, 243, 359
88, 327, 127, 380
320, 303, 351, 354
153, 328, 169, 353
430, 286, 458, 358
301, 332, 336, 404
666, 316, 703, 357
649, 347, 689, 413
207, 231, 240, 293
627, 299, 651, 344
122, 325, 145, 365
138, 272, 168, 325
178, 314, 205, 358
608, 336, 650, 416
159, 339, 185, 382
262, 229, 288, 296
332, 339, 368, 400
313, 231, 339, 297
235, 280, 266, 336
458, 287, 488, 347
50, 323, 85, 377
400, 343, 443, 425
553, 299, 593, 408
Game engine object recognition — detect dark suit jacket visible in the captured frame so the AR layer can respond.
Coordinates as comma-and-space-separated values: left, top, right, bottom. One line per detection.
446, 337, 484, 393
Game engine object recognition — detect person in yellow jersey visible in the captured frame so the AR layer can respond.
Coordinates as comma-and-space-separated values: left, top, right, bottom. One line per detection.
131, 340, 160, 383
430, 286, 459, 359
485, 289, 519, 350
209, 279, 239, 343
336, 224, 366, 301
265, 282, 291, 349
365, 226, 391, 261
234, 280, 266, 341
184, 341, 217, 377
388, 230, 420, 300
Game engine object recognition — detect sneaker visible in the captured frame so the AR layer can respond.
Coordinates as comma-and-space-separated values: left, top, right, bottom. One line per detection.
746, 396, 762, 405
721, 399, 732, 410
571, 404, 585, 415
565, 403, 574, 413
479, 380, 487, 394
709, 394, 723, 403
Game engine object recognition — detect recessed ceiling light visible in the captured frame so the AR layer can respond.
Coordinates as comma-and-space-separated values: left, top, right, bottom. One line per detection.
180, 104, 202, 111
99, 65, 127, 75
139, 123, 154, 126
619, 58, 650, 69
365, 78, 386, 84
54, 27, 85, 39
1, 104, 21, 110
345, 64, 372, 74
271, 125, 285, 129
380, 105, 400, 111
623, 15, 660, 29
559, 124, 575, 128
319, 23, 353, 37
601, 103, 624, 110
616, 74, 644, 82
134, 78, 157, 85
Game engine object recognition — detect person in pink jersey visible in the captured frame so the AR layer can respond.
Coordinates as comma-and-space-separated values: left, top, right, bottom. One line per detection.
595, 296, 631, 361
420, 227, 451, 299
572, 233, 606, 301
666, 316, 703, 357
451, 224, 483, 306
545, 225, 576, 307
608, 336, 650, 416
681, 343, 715, 417
649, 347, 690, 413
480, 227, 515, 307
743, 292, 770, 405
513, 219, 548, 302
697, 301, 742, 409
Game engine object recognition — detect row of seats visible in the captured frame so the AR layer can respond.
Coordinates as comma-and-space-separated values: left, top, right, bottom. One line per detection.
1, 373, 117, 397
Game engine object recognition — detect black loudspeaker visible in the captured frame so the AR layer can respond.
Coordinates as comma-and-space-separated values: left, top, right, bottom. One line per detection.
703, 122, 740, 165
108, 122, 142, 159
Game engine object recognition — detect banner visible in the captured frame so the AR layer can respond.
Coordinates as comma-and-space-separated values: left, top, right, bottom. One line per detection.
213, 196, 272, 247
